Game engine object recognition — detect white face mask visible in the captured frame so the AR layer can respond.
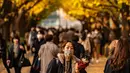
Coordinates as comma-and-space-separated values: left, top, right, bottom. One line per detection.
64, 50, 72, 56
37, 34, 42, 39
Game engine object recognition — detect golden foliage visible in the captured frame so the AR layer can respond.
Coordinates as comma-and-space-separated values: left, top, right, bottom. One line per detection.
60, 0, 130, 20
0, 0, 60, 17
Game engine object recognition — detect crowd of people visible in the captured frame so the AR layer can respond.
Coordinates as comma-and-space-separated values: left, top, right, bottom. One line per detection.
0, 17, 130, 73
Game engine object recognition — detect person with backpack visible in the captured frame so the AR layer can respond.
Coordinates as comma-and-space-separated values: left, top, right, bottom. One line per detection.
47, 41, 88, 73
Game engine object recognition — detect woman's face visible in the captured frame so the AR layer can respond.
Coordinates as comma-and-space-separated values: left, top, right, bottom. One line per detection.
37, 33, 43, 40
64, 42, 74, 56
13, 38, 19, 44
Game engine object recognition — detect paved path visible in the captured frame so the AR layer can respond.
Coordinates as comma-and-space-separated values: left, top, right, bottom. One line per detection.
0, 56, 107, 73
86, 57, 107, 73
0, 52, 33, 73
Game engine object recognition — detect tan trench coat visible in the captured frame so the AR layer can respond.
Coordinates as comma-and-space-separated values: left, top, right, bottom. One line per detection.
38, 42, 59, 73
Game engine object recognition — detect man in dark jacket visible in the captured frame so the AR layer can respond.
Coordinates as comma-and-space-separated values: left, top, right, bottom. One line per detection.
28, 27, 37, 50
0, 33, 10, 73
30, 30, 45, 73
72, 35, 85, 59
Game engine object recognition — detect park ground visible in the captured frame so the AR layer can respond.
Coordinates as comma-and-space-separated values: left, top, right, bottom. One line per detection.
0, 55, 107, 73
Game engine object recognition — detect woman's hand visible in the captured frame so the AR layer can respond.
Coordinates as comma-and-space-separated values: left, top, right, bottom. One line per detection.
6, 60, 10, 66
81, 58, 89, 63
20, 45, 24, 50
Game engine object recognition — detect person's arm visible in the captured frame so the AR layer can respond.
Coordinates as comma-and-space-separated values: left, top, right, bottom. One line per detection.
6, 45, 12, 66
80, 45, 85, 58
38, 45, 44, 57
75, 63, 80, 73
28, 33, 31, 46
20, 44, 26, 54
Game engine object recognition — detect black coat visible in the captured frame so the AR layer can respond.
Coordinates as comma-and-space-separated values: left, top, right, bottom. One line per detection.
104, 57, 130, 73
32, 38, 45, 55
73, 42, 85, 59
8, 44, 25, 67
46, 58, 64, 73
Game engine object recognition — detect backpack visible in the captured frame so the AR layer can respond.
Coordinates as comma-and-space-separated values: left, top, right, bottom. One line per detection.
47, 58, 64, 73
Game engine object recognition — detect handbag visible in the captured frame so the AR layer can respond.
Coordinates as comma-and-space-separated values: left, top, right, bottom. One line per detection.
78, 61, 87, 70
18, 54, 31, 67
32, 56, 41, 71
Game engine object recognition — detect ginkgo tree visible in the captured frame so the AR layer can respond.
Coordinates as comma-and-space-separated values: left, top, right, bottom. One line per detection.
60, 0, 130, 30
0, 0, 130, 38
0, 0, 60, 37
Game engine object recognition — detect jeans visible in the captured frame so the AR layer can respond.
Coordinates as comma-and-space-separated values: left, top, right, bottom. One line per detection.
14, 67, 21, 73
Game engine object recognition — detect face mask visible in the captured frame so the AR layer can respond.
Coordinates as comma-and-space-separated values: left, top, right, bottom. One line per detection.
37, 34, 42, 39
64, 50, 72, 56
64, 50, 73, 61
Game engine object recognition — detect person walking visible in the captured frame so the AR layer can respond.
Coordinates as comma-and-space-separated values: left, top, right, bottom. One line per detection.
47, 41, 88, 73
30, 30, 45, 73
72, 35, 85, 59
7, 35, 25, 73
92, 29, 102, 63
38, 34, 59, 73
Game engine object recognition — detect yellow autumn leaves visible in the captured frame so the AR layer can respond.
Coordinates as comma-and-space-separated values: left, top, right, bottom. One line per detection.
0, 0, 130, 19
61, 0, 130, 20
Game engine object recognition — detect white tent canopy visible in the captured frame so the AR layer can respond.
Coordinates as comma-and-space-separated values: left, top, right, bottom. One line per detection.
39, 8, 82, 31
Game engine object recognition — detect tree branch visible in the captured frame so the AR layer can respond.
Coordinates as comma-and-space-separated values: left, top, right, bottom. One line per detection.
107, 0, 119, 9
25, 0, 42, 13
17, 0, 30, 9
98, 4, 119, 10
82, 5, 100, 11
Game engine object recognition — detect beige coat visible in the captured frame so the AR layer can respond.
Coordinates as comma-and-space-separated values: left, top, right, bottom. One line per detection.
81, 38, 91, 53
38, 42, 59, 73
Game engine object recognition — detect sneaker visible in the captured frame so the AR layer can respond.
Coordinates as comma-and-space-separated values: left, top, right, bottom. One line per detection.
90, 58, 94, 64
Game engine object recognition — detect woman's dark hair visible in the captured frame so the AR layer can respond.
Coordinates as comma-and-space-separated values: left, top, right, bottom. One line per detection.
62, 41, 74, 48
61, 40, 75, 52
110, 37, 130, 70
12, 34, 20, 43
